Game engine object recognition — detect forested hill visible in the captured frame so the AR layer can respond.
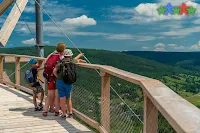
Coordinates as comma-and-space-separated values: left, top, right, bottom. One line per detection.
122, 51, 200, 65
123, 51, 200, 72
0, 46, 191, 79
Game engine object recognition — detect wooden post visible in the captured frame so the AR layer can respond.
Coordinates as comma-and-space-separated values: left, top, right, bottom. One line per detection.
15, 57, 20, 86
0, 56, 4, 80
144, 94, 158, 133
101, 71, 110, 133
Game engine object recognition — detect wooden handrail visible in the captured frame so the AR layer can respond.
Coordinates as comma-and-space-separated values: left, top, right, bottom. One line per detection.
0, 54, 46, 60
0, 54, 200, 133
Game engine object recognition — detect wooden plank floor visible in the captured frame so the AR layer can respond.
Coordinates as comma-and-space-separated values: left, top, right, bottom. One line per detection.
0, 84, 93, 133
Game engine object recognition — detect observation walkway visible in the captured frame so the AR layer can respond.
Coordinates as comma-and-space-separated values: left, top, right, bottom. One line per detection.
0, 84, 93, 133
1, 54, 200, 133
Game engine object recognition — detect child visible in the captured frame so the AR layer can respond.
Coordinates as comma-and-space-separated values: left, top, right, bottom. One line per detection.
53, 49, 86, 118
28, 58, 45, 111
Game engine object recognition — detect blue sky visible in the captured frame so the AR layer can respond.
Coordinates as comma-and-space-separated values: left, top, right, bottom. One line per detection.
1, 0, 200, 51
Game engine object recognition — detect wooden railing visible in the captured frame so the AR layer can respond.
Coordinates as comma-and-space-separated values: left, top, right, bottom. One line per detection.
1, 54, 200, 133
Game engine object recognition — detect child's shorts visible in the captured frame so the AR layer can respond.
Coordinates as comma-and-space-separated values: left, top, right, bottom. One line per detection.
33, 86, 43, 95
56, 80, 72, 98
32, 82, 43, 95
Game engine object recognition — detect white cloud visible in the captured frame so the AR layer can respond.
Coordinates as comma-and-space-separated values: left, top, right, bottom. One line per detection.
186, 1, 198, 6
159, 0, 197, 5
16, 19, 96, 37
111, 4, 184, 25
105, 34, 158, 41
110, 6, 135, 14
22, 38, 36, 45
161, 26, 200, 36
153, 43, 187, 51
44, 41, 50, 44
167, 44, 176, 47
105, 34, 134, 40
24, 0, 85, 20
17, 27, 30, 34
190, 41, 200, 50
142, 46, 149, 49
135, 3, 157, 16
136, 36, 157, 41
58, 31, 107, 36
63, 15, 97, 26
155, 43, 165, 47
154, 47, 166, 51
175, 46, 185, 50
24, 6, 35, 13
160, 22, 183, 29
110, 1, 199, 25
22, 38, 49, 45
151, 42, 200, 51
192, 19, 200, 24
16, 19, 159, 42
15, 20, 158, 41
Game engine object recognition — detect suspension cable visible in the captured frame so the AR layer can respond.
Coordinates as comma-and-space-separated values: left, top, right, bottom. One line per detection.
7, 0, 45, 78
33, 0, 91, 64
15, 0, 43, 56
32, 0, 144, 124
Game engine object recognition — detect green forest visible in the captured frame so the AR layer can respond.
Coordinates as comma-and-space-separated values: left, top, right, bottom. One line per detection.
123, 51, 200, 107
1, 46, 200, 133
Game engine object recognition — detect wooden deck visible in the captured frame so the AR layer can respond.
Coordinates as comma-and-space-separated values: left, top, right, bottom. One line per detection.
0, 84, 93, 133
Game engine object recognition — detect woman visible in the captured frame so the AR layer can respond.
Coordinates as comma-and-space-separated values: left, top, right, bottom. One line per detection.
43, 43, 66, 116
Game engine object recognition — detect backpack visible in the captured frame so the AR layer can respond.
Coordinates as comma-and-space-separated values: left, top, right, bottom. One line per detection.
43, 53, 61, 82
24, 69, 34, 86
59, 58, 77, 84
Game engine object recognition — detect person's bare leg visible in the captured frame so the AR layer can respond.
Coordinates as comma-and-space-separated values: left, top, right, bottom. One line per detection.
60, 97, 66, 115
49, 90, 55, 111
54, 89, 60, 112
40, 91, 44, 104
44, 95, 49, 112
66, 98, 72, 114
44, 90, 54, 112
65, 101, 68, 114
33, 94, 37, 108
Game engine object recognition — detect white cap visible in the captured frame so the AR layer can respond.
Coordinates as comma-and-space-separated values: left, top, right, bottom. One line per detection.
63, 49, 73, 56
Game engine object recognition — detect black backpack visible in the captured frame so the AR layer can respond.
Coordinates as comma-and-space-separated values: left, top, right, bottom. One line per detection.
59, 58, 77, 84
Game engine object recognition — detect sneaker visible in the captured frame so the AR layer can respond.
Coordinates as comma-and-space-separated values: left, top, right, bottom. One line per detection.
67, 113, 73, 118
38, 103, 43, 109
34, 107, 40, 111
60, 114, 67, 119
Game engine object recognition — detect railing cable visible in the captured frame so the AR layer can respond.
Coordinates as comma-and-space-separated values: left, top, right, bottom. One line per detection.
8, 62, 29, 78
